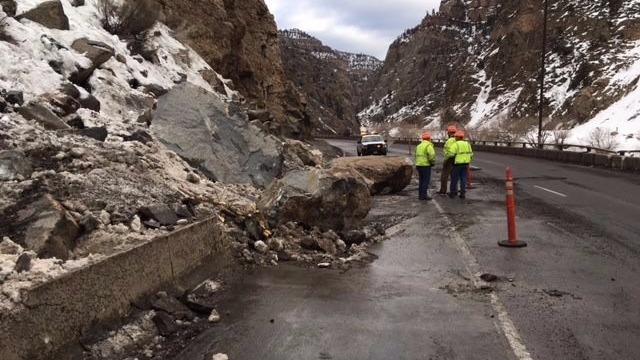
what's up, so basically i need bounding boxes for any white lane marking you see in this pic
[534,185,567,197]
[433,200,534,360]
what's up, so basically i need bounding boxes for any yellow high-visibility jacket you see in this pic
[443,137,457,158]
[415,140,436,166]
[453,140,473,164]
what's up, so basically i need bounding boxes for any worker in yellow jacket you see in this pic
[438,125,458,195]
[415,132,436,200]
[449,131,473,199]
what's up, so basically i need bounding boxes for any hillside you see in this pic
[358,0,640,150]
[278,29,382,135]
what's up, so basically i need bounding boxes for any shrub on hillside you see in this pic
[96,0,159,37]
[586,127,618,150]
[0,15,13,43]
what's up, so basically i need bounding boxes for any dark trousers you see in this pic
[450,164,469,197]
[417,166,432,199]
[439,157,454,193]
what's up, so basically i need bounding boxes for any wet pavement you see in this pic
[166,142,640,360]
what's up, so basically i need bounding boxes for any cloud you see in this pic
[265,0,441,59]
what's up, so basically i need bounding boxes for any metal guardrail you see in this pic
[317,135,640,157]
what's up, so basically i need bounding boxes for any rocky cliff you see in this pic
[278,29,382,135]
[359,0,640,147]
[158,0,311,138]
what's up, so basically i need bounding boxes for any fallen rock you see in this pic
[70,38,115,85]
[257,168,371,231]
[0,150,33,181]
[480,273,498,282]
[183,279,222,313]
[139,204,178,226]
[0,97,6,112]
[16,0,69,30]
[212,354,228,360]
[0,0,17,17]
[151,295,195,320]
[123,130,153,144]
[70,0,84,6]
[330,156,413,195]
[0,237,23,254]
[14,252,33,273]
[18,103,70,130]
[6,90,24,106]
[254,240,268,254]
[208,309,221,323]
[153,311,179,336]
[7,194,80,260]
[283,139,323,168]
[78,94,101,112]
[78,126,108,142]
[143,84,168,98]
[151,83,284,187]
[66,115,85,129]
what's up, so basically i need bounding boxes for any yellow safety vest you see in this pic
[443,137,457,158]
[415,140,436,166]
[453,140,473,164]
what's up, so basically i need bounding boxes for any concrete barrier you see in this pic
[593,154,610,167]
[0,217,232,360]
[610,155,623,170]
[622,157,640,172]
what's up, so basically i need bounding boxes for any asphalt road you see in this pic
[170,140,640,360]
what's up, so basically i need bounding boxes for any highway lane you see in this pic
[166,139,640,360]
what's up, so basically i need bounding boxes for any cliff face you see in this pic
[158,0,311,138]
[278,29,382,135]
[359,0,640,134]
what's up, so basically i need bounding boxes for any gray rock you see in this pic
[342,230,367,245]
[151,83,284,188]
[59,82,81,99]
[247,109,271,122]
[254,240,268,254]
[330,156,414,195]
[70,38,115,85]
[78,126,108,142]
[277,250,291,261]
[0,98,6,112]
[70,0,84,6]
[6,90,23,106]
[123,130,152,144]
[0,150,33,181]
[14,253,32,273]
[151,296,195,320]
[139,204,178,226]
[11,194,80,260]
[208,309,221,323]
[143,84,168,98]
[78,94,101,112]
[136,108,153,125]
[173,204,193,219]
[71,38,114,68]
[152,311,178,336]
[257,168,371,231]
[186,172,200,184]
[0,237,22,254]
[0,0,17,17]
[183,279,222,313]
[66,115,85,129]
[50,94,80,116]
[18,103,70,130]
[16,0,69,30]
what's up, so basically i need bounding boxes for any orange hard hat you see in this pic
[421,132,431,140]
[455,130,465,138]
[447,125,457,133]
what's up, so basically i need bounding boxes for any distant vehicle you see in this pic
[357,134,387,156]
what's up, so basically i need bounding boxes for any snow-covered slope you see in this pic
[0,0,248,311]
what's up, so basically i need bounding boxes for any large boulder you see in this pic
[16,0,69,30]
[0,150,32,181]
[18,103,70,130]
[4,194,80,260]
[151,83,284,188]
[330,156,413,195]
[257,168,371,231]
[70,38,115,86]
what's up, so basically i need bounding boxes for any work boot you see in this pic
[459,194,466,199]
[437,190,447,195]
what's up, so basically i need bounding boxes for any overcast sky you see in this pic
[264,0,441,60]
